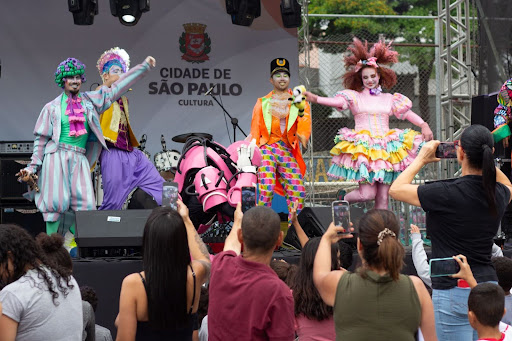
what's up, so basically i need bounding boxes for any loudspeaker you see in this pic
[229,0,261,26]
[283,206,364,250]
[0,155,32,202]
[0,205,45,237]
[280,0,301,28]
[75,209,152,257]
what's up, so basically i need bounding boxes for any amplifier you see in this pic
[0,204,45,237]
[0,155,32,202]
[0,141,33,154]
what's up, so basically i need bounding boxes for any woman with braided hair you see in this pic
[313,210,437,340]
[0,224,83,340]
[305,38,433,209]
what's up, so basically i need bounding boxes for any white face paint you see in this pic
[102,64,124,85]
[361,67,380,90]
[270,72,290,92]
[108,65,123,76]
[64,75,82,95]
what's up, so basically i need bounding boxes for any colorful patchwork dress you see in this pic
[493,78,512,142]
[324,88,424,184]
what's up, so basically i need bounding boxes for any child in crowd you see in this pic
[468,283,512,341]
[493,257,512,325]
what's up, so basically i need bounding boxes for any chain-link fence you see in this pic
[299,16,440,203]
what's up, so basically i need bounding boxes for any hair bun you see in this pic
[36,233,65,253]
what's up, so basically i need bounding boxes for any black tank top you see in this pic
[135,265,199,341]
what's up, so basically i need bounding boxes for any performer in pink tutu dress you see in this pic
[305,39,433,209]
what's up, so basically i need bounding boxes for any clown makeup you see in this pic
[64,75,82,95]
[108,65,123,76]
[361,67,380,90]
[270,72,290,92]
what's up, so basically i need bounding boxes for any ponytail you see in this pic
[482,144,497,215]
[377,232,405,281]
[460,125,497,215]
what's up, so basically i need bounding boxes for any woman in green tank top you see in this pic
[313,209,437,341]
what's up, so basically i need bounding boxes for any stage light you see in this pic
[280,0,301,28]
[68,0,98,25]
[225,0,261,27]
[109,0,150,26]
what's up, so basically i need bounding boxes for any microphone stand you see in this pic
[206,86,247,141]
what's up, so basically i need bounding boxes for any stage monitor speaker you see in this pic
[283,206,364,250]
[75,209,152,257]
[0,155,32,202]
[0,205,45,237]
[230,0,261,26]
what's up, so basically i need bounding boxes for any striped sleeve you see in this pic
[84,61,151,114]
[391,93,413,119]
[26,104,53,174]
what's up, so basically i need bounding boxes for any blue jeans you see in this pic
[432,287,479,341]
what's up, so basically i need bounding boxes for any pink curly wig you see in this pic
[342,38,398,91]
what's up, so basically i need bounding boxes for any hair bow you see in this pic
[354,57,379,72]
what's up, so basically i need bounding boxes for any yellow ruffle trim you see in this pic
[330,130,418,164]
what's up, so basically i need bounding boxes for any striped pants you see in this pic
[35,144,96,222]
[258,141,305,221]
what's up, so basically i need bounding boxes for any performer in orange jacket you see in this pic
[250,58,311,222]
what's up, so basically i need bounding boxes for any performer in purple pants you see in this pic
[97,47,164,210]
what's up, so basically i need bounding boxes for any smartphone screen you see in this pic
[429,257,460,277]
[162,181,179,210]
[241,186,256,213]
[435,142,457,159]
[332,200,350,233]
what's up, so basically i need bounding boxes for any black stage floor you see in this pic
[72,245,512,338]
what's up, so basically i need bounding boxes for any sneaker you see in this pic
[64,231,77,252]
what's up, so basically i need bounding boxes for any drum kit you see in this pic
[93,132,212,207]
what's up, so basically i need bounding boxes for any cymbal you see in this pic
[172,132,213,143]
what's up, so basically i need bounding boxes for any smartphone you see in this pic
[429,257,460,277]
[332,200,350,233]
[162,181,179,210]
[435,142,457,159]
[241,186,257,213]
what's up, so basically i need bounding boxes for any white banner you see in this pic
[0,0,299,156]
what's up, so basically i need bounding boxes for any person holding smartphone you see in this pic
[313,209,437,340]
[390,124,512,340]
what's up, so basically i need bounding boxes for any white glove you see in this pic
[236,139,257,173]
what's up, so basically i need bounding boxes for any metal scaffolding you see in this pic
[437,0,473,175]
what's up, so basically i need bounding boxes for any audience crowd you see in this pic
[2,124,512,341]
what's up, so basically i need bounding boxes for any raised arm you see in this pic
[223,203,243,255]
[389,140,441,207]
[85,57,154,114]
[410,224,431,288]
[304,91,350,111]
[177,200,211,283]
[313,222,351,306]
[290,200,309,248]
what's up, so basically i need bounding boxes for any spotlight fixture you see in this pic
[280,0,302,28]
[68,0,98,25]
[225,0,261,27]
[109,0,150,26]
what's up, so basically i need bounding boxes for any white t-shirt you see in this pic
[0,266,83,341]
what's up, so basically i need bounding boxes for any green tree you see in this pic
[307,0,437,119]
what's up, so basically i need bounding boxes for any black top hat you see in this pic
[270,58,290,76]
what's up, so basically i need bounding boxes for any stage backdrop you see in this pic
[0,0,298,156]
